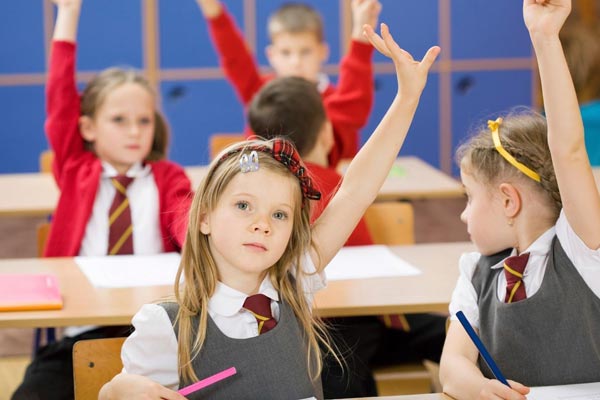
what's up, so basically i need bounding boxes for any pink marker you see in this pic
[178,367,237,396]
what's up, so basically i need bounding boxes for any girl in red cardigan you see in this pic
[11,1,192,399]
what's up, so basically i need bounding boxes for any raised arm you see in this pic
[526,0,600,248]
[323,0,381,164]
[310,23,439,270]
[195,0,265,104]
[46,0,84,185]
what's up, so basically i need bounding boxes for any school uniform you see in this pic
[121,254,326,399]
[43,41,191,257]
[449,210,600,385]
[10,41,193,400]
[205,6,375,167]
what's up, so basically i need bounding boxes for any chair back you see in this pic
[39,150,54,173]
[209,133,245,160]
[363,201,415,245]
[72,337,126,400]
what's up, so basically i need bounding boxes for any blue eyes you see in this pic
[273,211,287,220]
[236,201,249,211]
[235,202,288,220]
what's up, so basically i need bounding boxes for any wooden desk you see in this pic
[0,242,474,328]
[0,157,462,216]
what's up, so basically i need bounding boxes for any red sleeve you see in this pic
[45,40,85,186]
[324,40,375,165]
[308,164,373,246]
[207,7,267,105]
[157,162,194,250]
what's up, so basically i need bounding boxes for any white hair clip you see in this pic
[240,150,259,173]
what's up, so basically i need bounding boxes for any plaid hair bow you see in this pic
[218,139,322,201]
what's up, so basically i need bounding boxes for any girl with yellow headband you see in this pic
[439,0,600,399]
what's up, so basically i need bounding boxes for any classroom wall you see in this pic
[0,0,534,176]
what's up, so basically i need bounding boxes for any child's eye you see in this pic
[112,116,125,123]
[273,211,288,220]
[139,117,152,125]
[236,201,249,211]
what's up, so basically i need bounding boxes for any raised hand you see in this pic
[523,0,571,37]
[51,0,82,41]
[351,0,382,42]
[363,23,440,99]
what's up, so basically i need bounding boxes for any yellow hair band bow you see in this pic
[489,117,541,182]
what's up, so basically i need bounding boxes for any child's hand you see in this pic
[195,0,222,19]
[50,0,81,7]
[523,0,571,38]
[351,0,382,42]
[363,23,440,101]
[478,378,530,400]
[101,373,187,400]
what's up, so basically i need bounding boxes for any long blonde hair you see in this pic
[174,139,333,383]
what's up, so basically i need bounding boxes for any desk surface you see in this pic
[356,395,452,400]
[0,157,462,217]
[0,242,474,328]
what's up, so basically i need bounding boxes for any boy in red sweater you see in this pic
[195,0,381,167]
[248,76,447,398]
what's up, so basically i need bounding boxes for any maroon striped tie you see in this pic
[243,294,277,334]
[108,176,134,255]
[504,253,529,303]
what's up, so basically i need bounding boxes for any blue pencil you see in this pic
[455,311,510,387]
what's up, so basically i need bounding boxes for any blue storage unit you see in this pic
[0,0,534,174]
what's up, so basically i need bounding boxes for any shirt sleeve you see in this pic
[448,251,482,329]
[555,210,600,298]
[296,252,327,307]
[121,304,180,390]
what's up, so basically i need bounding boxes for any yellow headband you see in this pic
[489,117,541,183]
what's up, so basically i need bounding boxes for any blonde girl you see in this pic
[439,0,600,399]
[12,1,192,399]
[99,23,440,400]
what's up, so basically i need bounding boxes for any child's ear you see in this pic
[318,42,330,64]
[317,120,334,153]
[498,182,522,218]
[265,44,275,65]
[199,212,211,235]
[79,115,96,142]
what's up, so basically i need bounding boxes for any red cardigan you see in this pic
[207,7,375,167]
[44,41,192,257]
[305,162,373,246]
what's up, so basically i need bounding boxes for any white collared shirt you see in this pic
[449,210,600,329]
[79,161,163,257]
[68,162,163,337]
[121,253,326,389]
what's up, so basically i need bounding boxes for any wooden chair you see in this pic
[39,149,54,173]
[363,201,415,246]
[72,337,126,400]
[209,133,245,160]
[362,201,435,395]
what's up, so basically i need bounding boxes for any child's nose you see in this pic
[251,215,271,234]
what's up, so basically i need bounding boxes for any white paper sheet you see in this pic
[325,245,421,281]
[528,381,600,400]
[75,253,182,288]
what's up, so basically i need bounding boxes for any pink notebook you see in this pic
[0,274,63,311]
